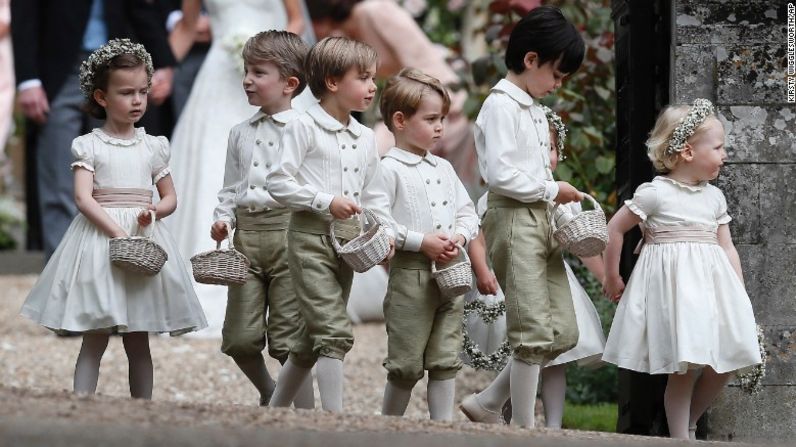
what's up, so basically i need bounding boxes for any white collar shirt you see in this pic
[474,78,559,203]
[377,147,478,252]
[213,109,298,226]
[266,103,394,232]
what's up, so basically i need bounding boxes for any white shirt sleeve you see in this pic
[266,120,334,213]
[213,128,240,226]
[18,79,43,91]
[360,145,396,240]
[480,101,559,203]
[452,172,479,248]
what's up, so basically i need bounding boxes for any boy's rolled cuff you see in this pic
[311,192,335,213]
[402,230,425,252]
[543,180,560,203]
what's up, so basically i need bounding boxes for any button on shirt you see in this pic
[266,103,394,231]
[213,109,298,226]
[474,78,558,203]
[376,148,478,252]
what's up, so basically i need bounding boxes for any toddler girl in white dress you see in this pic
[601,99,761,440]
[20,40,207,399]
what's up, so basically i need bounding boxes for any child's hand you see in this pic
[420,232,454,261]
[379,238,396,266]
[210,221,230,242]
[554,181,584,204]
[329,196,362,220]
[476,271,499,295]
[437,234,465,263]
[602,274,625,302]
[137,205,157,227]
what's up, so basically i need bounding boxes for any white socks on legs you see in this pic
[292,370,316,409]
[233,354,276,405]
[73,333,110,395]
[316,356,344,412]
[541,364,566,428]
[269,358,311,407]
[382,381,412,416]
[510,358,541,428]
[427,378,456,421]
[688,367,730,439]
[121,332,153,399]
[664,371,698,439]
[478,361,512,412]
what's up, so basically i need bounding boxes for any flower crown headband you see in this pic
[667,98,715,155]
[539,104,567,161]
[79,38,154,99]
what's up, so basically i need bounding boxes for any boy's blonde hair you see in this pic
[646,104,718,173]
[379,68,451,132]
[306,36,378,98]
[242,30,309,98]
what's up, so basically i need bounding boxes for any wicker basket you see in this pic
[330,208,391,273]
[552,194,608,258]
[432,243,473,298]
[190,226,250,286]
[109,210,168,275]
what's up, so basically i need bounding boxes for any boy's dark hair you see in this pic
[83,53,147,119]
[242,30,309,98]
[505,6,585,75]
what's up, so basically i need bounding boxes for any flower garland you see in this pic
[461,300,511,371]
[667,98,715,155]
[737,325,767,394]
[539,104,567,161]
[79,38,154,98]
[222,33,250,75]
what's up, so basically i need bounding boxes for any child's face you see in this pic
[243,60,290,109]
[333,63,377,112]
[683,117,727,181]
[548,127,559,171]
[95,66,148,124]
[519,54,567,99]
[396,92,446,153]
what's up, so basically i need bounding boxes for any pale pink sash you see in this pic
[634,225,718,254]
[92,188,152,208]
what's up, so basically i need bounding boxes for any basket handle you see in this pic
[329,208,380,252]
[137,210,157,239]
[431,242,470,274]
[550,193,601,231]
[216,222,235,251]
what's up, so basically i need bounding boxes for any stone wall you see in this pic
[673,1,795,442]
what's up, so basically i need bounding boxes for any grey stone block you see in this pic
[718,106,796,163]
[716,45,789,104]
[673,45,716,103]
[707,385,796,442]
[676,2,787,44]
[735,243,796,325]
[717,164,760,244]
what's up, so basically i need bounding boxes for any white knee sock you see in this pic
[427,378,456,421]
[689,368,730,434]
[233,354,276,404]
[510,358,541,428]
[477,361,511,411]
[316,356,344,412]
[122,333,153,399]
[74,334,110,395]
[664,371,698,439]
[292,369,316,409]
[382,381,412,416]
[269,358,311,407]
[541,365,566,428]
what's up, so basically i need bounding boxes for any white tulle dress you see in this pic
[602,176,761,374]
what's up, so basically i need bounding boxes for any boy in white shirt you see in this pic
[266,37,394,412]
[375,68,478,421]
[459,6,586,428]
[209,31,314,408]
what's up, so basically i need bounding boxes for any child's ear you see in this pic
[523,52,539,71]
[681,143,695,161]
[324,75,339,93]
[93,89,107,108]
[284,76,300,96]
[391,111,406,131]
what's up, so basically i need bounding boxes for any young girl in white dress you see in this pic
[461,110,606,428]
[20,39,207,399]
[601,99,761,440]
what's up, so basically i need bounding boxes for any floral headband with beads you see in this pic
[539,104,567,161]
[667,98,715,155]
[78,38,154,99]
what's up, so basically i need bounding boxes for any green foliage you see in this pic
[562,403,618,432]
[0,196,23,250]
